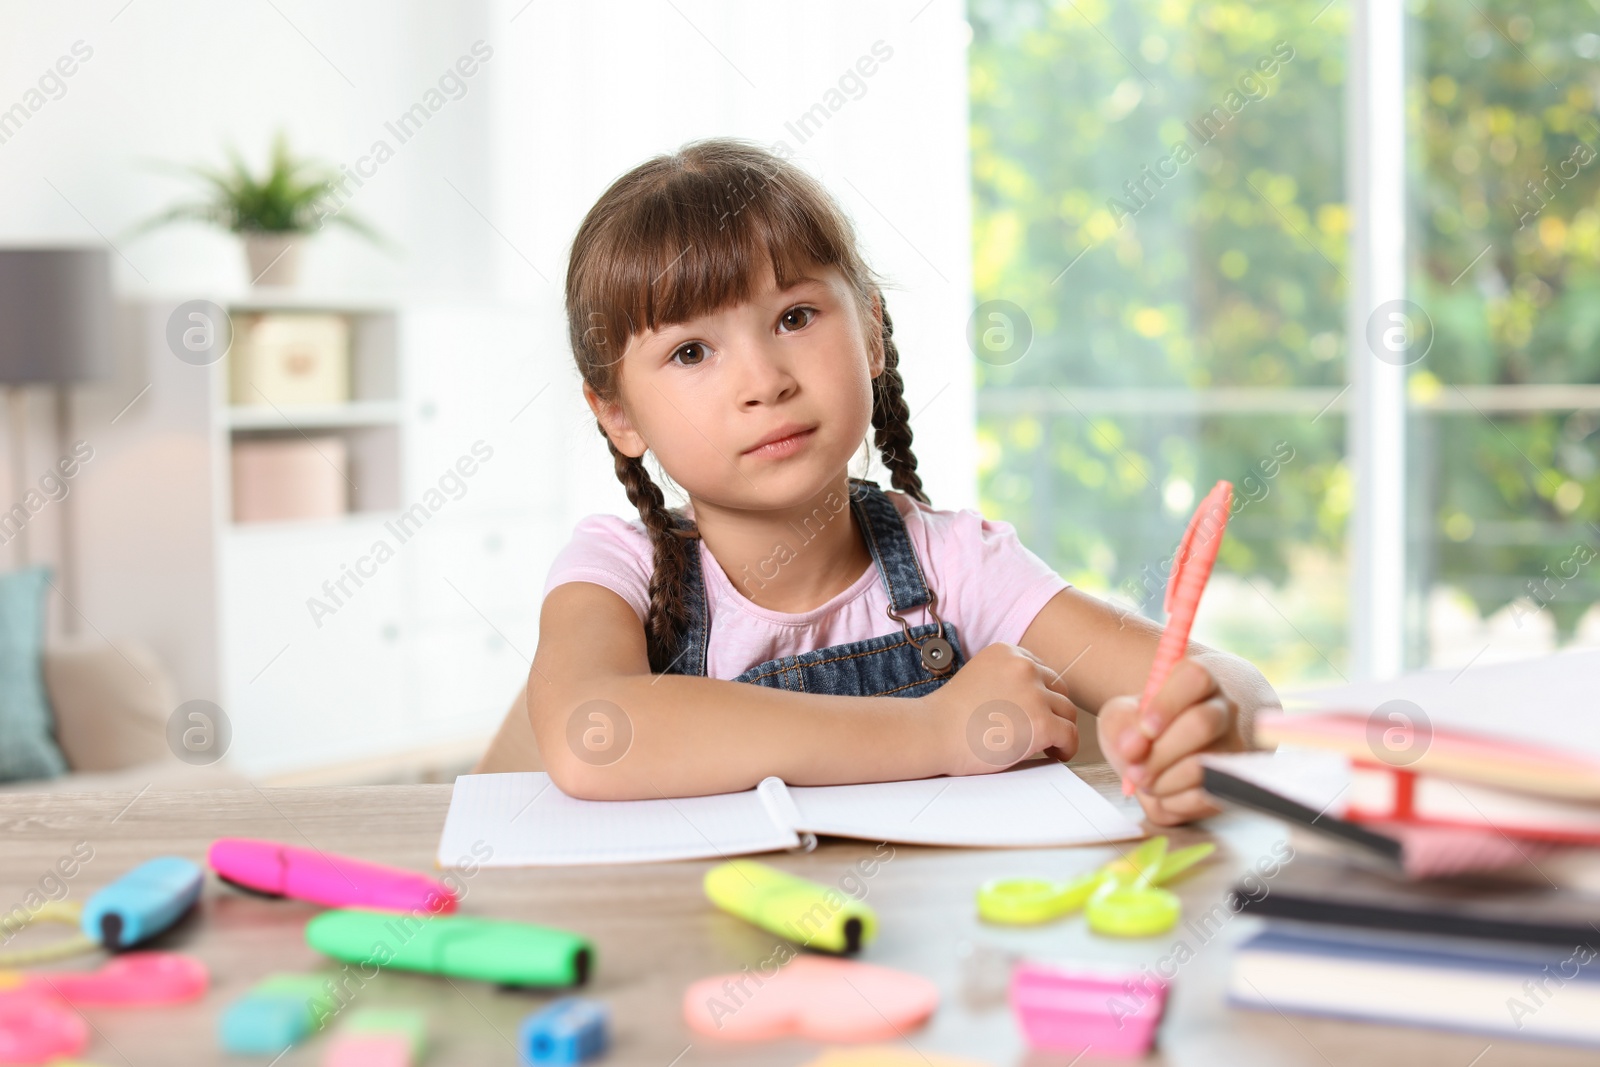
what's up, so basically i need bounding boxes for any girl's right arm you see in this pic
[527,580,1078,800]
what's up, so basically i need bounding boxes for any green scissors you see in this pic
[976,837,1215,937]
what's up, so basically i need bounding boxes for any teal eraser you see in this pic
[218,973,336,1054]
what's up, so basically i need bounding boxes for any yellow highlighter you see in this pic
[704,859,877,955]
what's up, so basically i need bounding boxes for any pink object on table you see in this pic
[1254,709,1600,802]
[682,956,939,1042]
[11,952,207,1006]
[0,993,88,1064]
[1010,960,1168,1059]
[323,1034,413,1067]
[208,838,458,914]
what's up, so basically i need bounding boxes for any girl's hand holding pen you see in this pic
[1097,657,1246,826]
[924,643,1080,777]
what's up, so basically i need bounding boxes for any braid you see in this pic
[603,431,700,672]
[869,294,929,504]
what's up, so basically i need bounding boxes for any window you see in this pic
[970,0,1600,687]
[969,0,1351,688]
[1410,0,1600,669]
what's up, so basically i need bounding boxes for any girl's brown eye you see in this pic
[672,342,708,366]
[780,306,817,331]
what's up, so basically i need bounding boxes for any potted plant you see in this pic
[131,131,387,287]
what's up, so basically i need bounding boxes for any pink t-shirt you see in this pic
[541,490,1072,680]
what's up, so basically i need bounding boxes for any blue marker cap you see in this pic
[81,856,203,950]
[519,996,608,1065]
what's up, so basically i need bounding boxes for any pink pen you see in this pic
[208,838,458,914]
[1128,480,1233,796]
[5,952,208,1007]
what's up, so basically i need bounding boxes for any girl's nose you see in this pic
[737,342,799,406]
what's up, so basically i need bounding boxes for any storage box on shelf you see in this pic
[223,302,401,525]
[71,295,564,781]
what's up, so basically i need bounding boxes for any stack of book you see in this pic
[1201,648,1600,1047]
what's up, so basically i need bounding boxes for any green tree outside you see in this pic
[969,0,1600,685]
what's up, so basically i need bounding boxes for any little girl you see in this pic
[528,137,1280,826]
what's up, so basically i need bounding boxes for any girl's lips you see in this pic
[743,427,817,460]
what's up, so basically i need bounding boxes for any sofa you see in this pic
[0,637,251,794]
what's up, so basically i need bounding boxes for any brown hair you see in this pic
[565,137,926,672]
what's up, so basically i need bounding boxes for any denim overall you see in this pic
[655,477,966,697]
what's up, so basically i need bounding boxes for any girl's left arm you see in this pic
[1016,586,1281,825]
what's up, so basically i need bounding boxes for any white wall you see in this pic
[2,0,976,509]
[0,1,976,764]
[487,0,978,521]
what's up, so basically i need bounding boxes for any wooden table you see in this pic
[0,765,1587,1066]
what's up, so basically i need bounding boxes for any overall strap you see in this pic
[847,477,933,614]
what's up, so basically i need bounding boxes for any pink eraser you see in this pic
[208,838,457,914]
[1010,960,1168,1058]
[323,1033,414,1067]
[683,956,938,1042]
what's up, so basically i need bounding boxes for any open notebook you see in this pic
[436,760,1143,867]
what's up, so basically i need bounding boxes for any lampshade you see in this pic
[0,248,113,384]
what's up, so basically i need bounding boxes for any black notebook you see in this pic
[1230,852,1600,947]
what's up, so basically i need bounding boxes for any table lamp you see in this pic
[0,248,113,572]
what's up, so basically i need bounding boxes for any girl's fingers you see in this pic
[1142,753,1206,798]
[1138,658,1221,739]
[1037,718,1079,761]
[1127,697,1231,788]
[1033,690,1079,759]
[1096,695,1148,769]
[1136,785,1221,826]
[1031,654,1071,699]
[1044,687,1078,725]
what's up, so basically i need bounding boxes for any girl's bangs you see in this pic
[577,159,862,360]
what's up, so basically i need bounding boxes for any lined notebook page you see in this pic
[437,772,799,867]
[786,761,1143,847]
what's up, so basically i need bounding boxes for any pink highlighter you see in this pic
[207,838,458,914]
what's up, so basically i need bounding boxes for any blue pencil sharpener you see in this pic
[520,996,609,1064]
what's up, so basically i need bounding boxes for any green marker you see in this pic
[305,909,592,987]
[704,859,877,955]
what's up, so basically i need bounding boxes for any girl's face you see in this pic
[592,263,883,511]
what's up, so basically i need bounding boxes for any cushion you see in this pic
[43,638,175,773]
[0,567,67,782]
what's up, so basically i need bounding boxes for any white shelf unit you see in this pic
[222,304,402,523]
[73,296,564,779]
[224,400,403,431]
